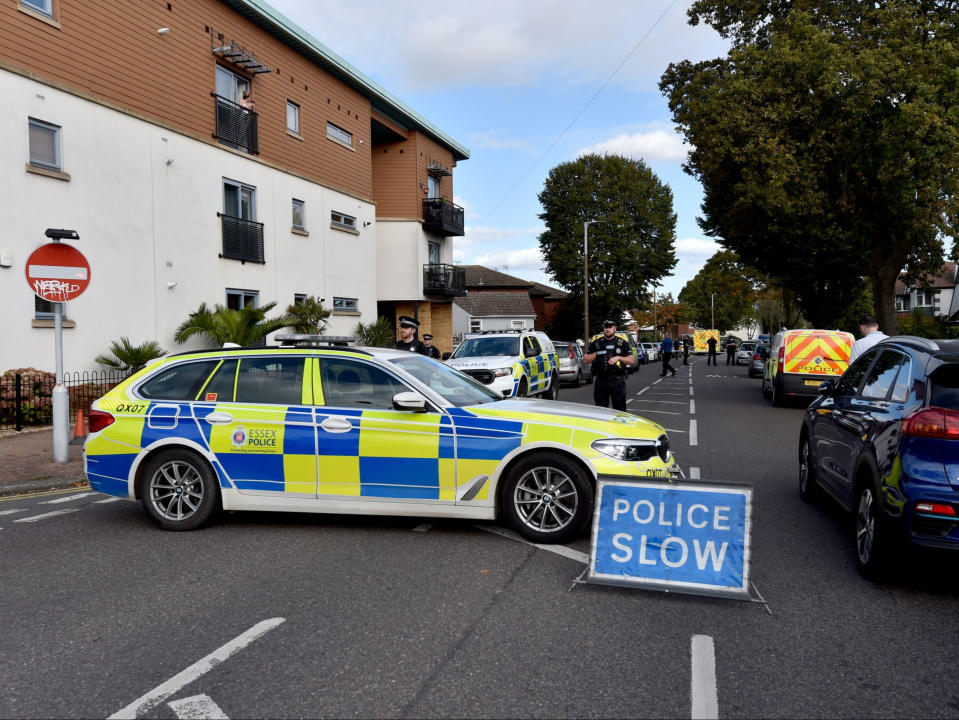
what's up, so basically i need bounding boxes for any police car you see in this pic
[445,330,560,399]
[83,336,676,543]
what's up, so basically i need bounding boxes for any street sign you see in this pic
[588,477,753,600]
[25,242,90,302]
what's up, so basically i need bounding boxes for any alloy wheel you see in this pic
[512,465,579,534]
[149,460,205,522]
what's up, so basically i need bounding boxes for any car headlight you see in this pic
[591,435,670,462]
[492,367,513,377]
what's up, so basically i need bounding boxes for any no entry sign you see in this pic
[25,242,90,302]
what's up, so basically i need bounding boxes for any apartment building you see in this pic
[0,0,468,371]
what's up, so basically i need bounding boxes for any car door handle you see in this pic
[204,412,234,425]
[320,417,354,434]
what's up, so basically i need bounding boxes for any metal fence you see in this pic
[0,369,128,432]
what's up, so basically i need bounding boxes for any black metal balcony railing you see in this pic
[219,213,265,264]
[423,263,466,296]
[422,198,465,236]
[212,93,259,154]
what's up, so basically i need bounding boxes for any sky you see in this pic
[267,0,732,299]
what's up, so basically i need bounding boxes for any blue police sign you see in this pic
[588,478,753,599]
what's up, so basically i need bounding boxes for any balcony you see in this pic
[219,213,265,264]
[423,264,466,296]
[212,94,259,154]
[422,198,465,237]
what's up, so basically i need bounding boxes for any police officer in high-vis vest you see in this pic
[584,319,634,411]
[395,316,428,355]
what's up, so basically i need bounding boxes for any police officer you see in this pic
[422,333,442,359]
[395,316,428,355]
[584,320,633,411]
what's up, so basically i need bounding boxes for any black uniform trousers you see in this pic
[660,351,676,376]
[593,373,627,411]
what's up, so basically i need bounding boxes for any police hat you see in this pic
[398,315,420,329]
[422,334,433,340]
[603,319,617,327]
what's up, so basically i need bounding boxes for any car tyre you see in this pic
[575,370,583,387]
[516,377,529,398]
[140,448,219,531]
[546,374,560,400]
[500,452,593,544]
[854,473,892,579]
[798,434,820,502]
[771,379,782,406]
[762,377,772,399]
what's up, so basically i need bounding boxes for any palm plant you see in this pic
[285,295,331,334]
[95,337,167,374]
[174,302,294,347]
[354,317,395,348]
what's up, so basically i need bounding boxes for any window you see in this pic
[215,65,249,104]
[470,319,482,333]
[523,336,542,358]
[511,320,526,329]
[320,358,409,409]
[21,0,53,16]
[861,350,909,400]
[199,360,238,402]
[138,361,221,401]
[235,357,307,405]
[223,179,256,220]
[34,295,55,320]
[293,293,307,306]
[331,211,356,231]
[29,118,60,170]
[895,296,909,312]
[333,297,358,312]
[835,348,881,396]
[292,199,305,230]
[286,101,300,133]
[327,122,352,146]
[226,288,258,310]
[917,290,937,307]
[428,241,441,266]
[427,174,440,198]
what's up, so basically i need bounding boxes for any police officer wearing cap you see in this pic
[422,333,442,359]
[395,315,428,355]
[584,319,633,411]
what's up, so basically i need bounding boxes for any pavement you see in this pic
[0,426,88,497]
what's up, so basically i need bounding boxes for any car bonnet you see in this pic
[466,398,667,438]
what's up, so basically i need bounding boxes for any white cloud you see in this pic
[578,129,689,164]
[675,237,721,256]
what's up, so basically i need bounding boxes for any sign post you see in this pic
[587,477,753,600]
[25,230,88,463]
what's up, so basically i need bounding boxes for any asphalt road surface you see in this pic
[2,356,958,719]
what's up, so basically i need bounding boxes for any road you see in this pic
[2,357,958,719]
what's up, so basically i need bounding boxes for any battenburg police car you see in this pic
[445,330,559,399]
[84,337,676,543]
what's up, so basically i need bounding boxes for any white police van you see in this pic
[445,330,559,399]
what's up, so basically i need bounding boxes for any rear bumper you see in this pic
[776,373,838,397]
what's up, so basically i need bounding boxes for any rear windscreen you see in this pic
[929,365,959,409]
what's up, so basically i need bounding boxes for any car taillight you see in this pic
[569,345,576,360]
[777,345,785,373]
[901,406,959,439]
[88,409,115,433]
[752,353,760,361]
[915,502,957,517]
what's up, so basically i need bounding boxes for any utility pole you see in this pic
[711,293,715,331]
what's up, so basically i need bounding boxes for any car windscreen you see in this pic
[389,356,502,407]
[451,337,520,358]
[929,365,959,409]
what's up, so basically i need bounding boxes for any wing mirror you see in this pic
[441,352,451,360]
[392,391,427,412]
[818,379,836,395]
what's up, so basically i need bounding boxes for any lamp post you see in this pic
[711,292,715,331]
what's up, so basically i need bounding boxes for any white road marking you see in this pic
[412,523,432,532]
[689,386,694,396]
[637,409,681,416]
[644,391,688,396]
[661,428,687,434]
[108,617,286,719]
[653,379,662,385]
[690,400,696,414]
[689,466,701,480]
[42,492,94,504]
[168,694,229,720]
[636,386,649,396]
[14,508,79,523]
[476,524,589,565]
[691,634,719,719]
[0,509,26,516]
[689,419,698,446]
[95,497,122,504]
[633,399,686,405]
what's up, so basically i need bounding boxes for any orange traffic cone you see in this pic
[70,409,87,445]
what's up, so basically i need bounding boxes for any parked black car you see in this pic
[799,336,959,578]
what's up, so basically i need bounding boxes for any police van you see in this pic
[762,328,854,405]
[445,330,559,399]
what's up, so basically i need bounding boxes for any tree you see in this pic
[660,0,959,334]
[285,295,330,334]
[95,337,166,374]
[174,302,293,347]
[631,292,686,339]
[538,154,678,337]
[679,250,758,331]
[354,317,395,348]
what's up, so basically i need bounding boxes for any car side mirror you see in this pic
[392,391,427,412]
[818,380,835,395]
[441,352,451,360]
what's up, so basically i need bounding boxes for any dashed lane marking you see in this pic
[42,492,95,504]
[0,509,26,517]
[689,419,698,446]
[168,694,229,720]
[690,400,696,414]
[691,635,719,719]
[636,387,649,396]
[108,618,286,719]
[476,524,589,565]
[638,410,681,416]
[653,379,663,385]
[13,508,80,523]
[95,497,122,504]
[689,387,694,396]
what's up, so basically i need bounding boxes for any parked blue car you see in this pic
[799,336,959,578]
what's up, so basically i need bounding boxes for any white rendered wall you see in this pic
[375,220,452,301]
[0,71,376,372]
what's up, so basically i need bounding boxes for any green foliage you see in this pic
[537,154,678,336]
[896,309,959,339]
[679,251,758,331]
[174,302,294,347]
[285,295,331,334]
[95,337,166,374]
[354,317,395,348]
[661,1,959,333]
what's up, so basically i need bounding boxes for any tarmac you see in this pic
[0,426,89,497]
